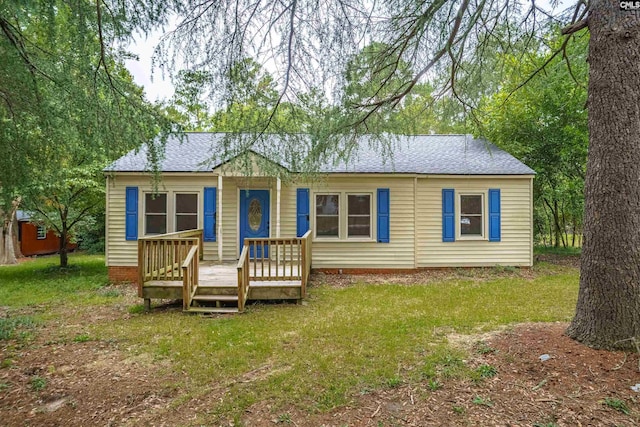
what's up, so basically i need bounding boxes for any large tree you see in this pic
[476,31,588,248]
[153,0,638,350]
[0,1,173,266]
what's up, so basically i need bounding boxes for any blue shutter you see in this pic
[442,189,455,242]
[125,187,138,241]
[296,188,310,237]
[488,189,501,242]
[377,188,390,243]
[204,187,217,242]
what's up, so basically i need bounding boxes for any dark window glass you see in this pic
[348,194,370,237]
[176,215,197,232]
[176,193,198,231]
[316,216,339,237]
[146,214,167,234]
[176,194,197,213]
[145,193,167,234]
[146,194,167,213]
[460,195,483,236]
[316,195,339,237]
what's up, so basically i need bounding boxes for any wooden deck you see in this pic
[144,263,302,300]
[138,230,312,313]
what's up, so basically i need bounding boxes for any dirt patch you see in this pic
[0,341,179,427]
[0,285,181,427]
[241,323,639,426]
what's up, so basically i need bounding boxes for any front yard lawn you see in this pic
[2,253,637,426]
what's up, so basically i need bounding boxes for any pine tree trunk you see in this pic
[567,1,640,349]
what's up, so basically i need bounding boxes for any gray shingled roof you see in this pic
[104,133,535,175]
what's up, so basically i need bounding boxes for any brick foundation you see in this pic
[312,266,531,275]
[108,266,139,284]
[312,268,420,275]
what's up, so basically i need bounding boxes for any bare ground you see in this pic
[2,254,639,426]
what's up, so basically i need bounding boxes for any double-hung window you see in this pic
[315,194,339,237]
[175,193,198,231]
[36,225,47,240]
[314,193,373,239]
[347,194,371,238]
[145,193,167,235]
[460,194,483,237]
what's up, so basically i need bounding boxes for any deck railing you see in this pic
[182,245,200,311]
[243,230,312,297]
[137,229,203,297]
[236,246,250,312]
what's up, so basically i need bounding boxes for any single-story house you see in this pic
[104,133,534,312]
[16,211,77,257]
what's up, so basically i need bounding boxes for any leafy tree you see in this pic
[165,70,214,131]
[476,31,588,248]
[0,1,173,266]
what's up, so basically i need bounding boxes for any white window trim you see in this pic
[312,191,377,242]
[174,192,199,232]
[36,225,47,240]
[346,192,373,240]
[457,192,486,240]
[143,192,168,236]
[314,192,341,240]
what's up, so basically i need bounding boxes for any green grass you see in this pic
[603,397,631,415]
[29,376,47,391]
[0,254,109,307]
[534,245,581,255]
[95,263,578,421]
[0,254,580,423]
[0,316,38,343]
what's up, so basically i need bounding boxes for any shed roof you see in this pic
[105,132,535,175]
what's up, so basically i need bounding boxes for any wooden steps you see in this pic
[192,294,238,303]
[186,306,239,314]
[185,291,240,314]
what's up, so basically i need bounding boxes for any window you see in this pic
[460,194,483,236]
[347,194,371,238]
[145,193,167,234]
[175,193,198,231]
[315,194,339,237]
[36,225,47,240]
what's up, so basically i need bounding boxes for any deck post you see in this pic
[144,298,151,311]
[137,239,144,297]
[301,236,306,298]
[276,177,281,238]
[217,175,223,262]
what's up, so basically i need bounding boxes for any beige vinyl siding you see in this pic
[416,177,533,267]
[106,174,219,266]
[107,172,533,269]
[290,176,416,269]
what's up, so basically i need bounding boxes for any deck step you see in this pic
[192,294,239,302]
[185,306,239,314]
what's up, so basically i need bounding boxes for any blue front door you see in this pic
[239,190,270,257]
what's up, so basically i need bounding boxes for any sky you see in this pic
[125,0,571,103]
[125,29,174,102]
